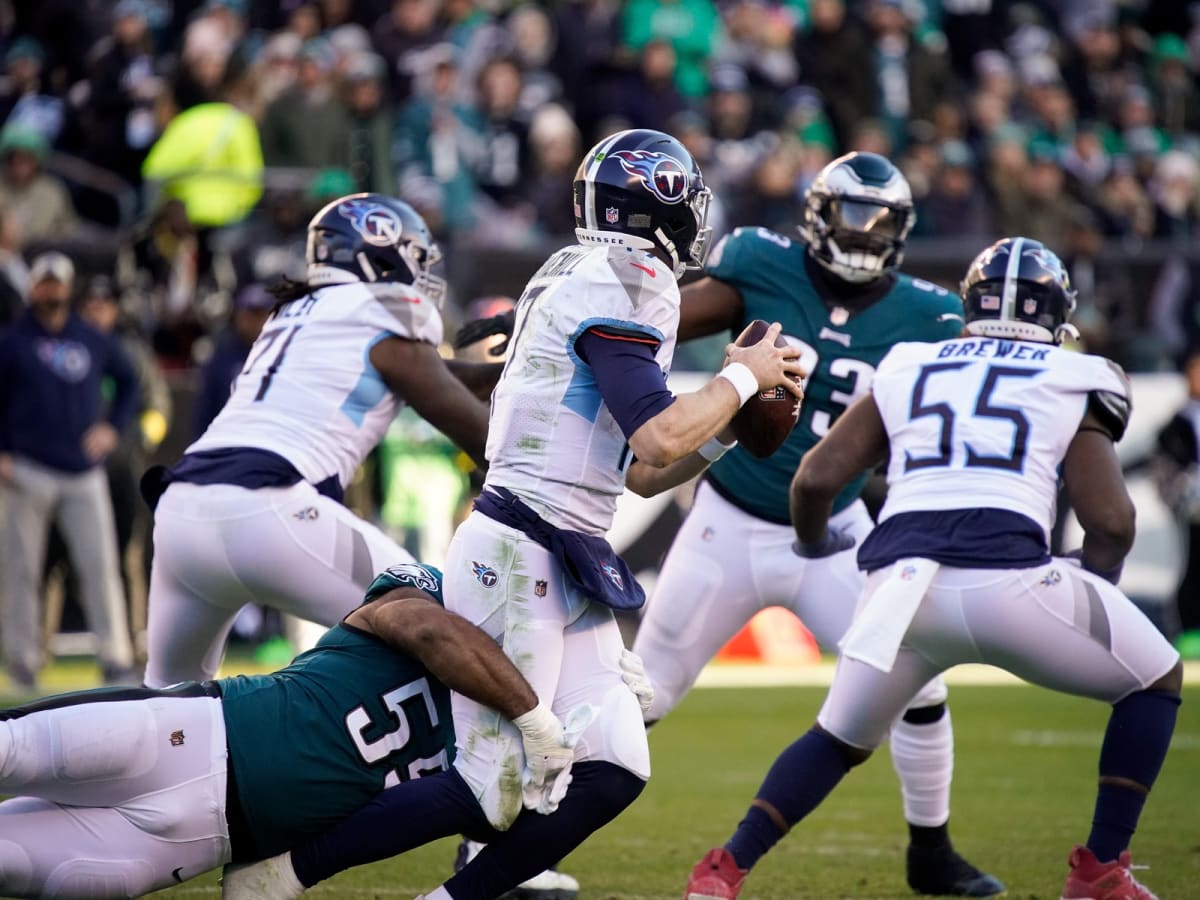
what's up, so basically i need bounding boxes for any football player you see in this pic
[232,128,807,900]
[630,151,999,895]
[685,237,1182,900]
[0,562,644,899]
[141,193,498,690]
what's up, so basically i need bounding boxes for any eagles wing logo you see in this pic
[384,563,439,594]
[338,199,403,247]
[612,150,689,205]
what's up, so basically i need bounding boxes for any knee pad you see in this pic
[0,839,33,897]
[49,703,158,784]
[573,686,651,781]
[908,676,948,710]
[45,857,157,899]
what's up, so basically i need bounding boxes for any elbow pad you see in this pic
[1087,389,1131,442]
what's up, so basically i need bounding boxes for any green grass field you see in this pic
[102,678,1198,899]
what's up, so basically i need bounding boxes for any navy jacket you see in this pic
[0,309,139,472]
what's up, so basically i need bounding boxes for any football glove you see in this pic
[514,702,594,815]
[792,527,856,559]
[619,648,654,716]
[453,309,516,356]
[1062,548,1123,585]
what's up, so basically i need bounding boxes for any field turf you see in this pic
[85,675,1194,899]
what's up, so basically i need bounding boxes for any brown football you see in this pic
[729,319,802,458]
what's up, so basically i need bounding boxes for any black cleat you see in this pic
[907,843,1006,897]
[453,838,580,900]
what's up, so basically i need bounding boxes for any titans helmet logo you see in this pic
[338,199,403,247]
[613,150,689,205]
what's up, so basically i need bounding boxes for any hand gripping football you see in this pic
[729,319,802,458]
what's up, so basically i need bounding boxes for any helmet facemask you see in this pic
[806,193,914,283]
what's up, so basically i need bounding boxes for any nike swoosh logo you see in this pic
[629,262,657,278]
[172,867,184,883]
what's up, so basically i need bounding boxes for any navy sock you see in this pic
[1086,689,1180,863]
[444,762,645,900]
[725,728,851,871]
[291,768,495,887]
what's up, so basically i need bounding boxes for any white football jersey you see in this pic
[485,244,680,535]
[871,337,1129,538]
[189,281,443,490]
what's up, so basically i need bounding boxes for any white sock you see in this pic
[889,708,953,827]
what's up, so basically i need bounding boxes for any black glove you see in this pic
[453,310,517,356]
[792,528,856,559]
[1062,548,1123,585]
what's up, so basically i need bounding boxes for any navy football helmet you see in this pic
[960,237,1077,344]
[573,129,712,278]
[803,151,916,283]
[306,193,446,304]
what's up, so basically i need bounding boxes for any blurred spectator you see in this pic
[611,39,687,131]
[714,0,797,93]
[0,37,63,143]
[80,0,163,186]
[995,143,1075,248]
[141,95,263,231]
[242,31,301,121]
[622,0,721,99]
[344,52,396,195]
[707,64,755,141]
[1059,7,1128,124]
[1095,161,1155,239]
[549,0,623,142]
[1151,150,1200,240]
[0,252,137,689]
[506,4,562,114]
[1152,349,1200,659]
[260,38,349,168]
[917,140,991,239]
[77,274,171,617]
[0,125,78,243]
[865,0,957,152]
[192,282,274,438]
[526,103,581,236]
[792,0,872,150]
[371,0,445,102]
[0,207,28,328]
[1060,120,1112,200]
[1150,32,1200,137]
[473,56,532,211]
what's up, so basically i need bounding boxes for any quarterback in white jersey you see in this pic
[685,238,1182,900]
[142,194,493,689]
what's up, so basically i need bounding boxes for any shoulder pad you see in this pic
[1086,389,1131,442]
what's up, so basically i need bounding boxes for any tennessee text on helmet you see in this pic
[803,151,916,283]
[959,236,1078,344]
[572,128,712,278]
[306,192,447,305]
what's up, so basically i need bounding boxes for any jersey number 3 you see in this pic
[345,677,449,788]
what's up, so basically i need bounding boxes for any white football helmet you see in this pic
[803,151,916,283]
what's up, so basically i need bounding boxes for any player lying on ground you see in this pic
[0,563,653,899]
[684,237,1183,900]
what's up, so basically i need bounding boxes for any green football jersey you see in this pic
[219,563,454,860]
[705,226,964,522]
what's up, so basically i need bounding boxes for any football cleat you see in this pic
[907,843,1005,897]
[684,847,747,900]
[453,838,580,900]
[1061,845,1159,900]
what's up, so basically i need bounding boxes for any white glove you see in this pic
[513,702,594,815]
[221,852,305,900]
[619,648,654,716]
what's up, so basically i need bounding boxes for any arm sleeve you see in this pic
[104,337,140,435]
[576,328,675,439]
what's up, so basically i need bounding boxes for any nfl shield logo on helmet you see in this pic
[980,294,1000,310]
[606,207,620,224]
[1023,298,1039,315]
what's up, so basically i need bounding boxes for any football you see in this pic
[729,319,802,458]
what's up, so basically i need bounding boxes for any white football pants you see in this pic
[818,562,1181,749]
[443,511,650,830]
[145,481,415,687]
[0,695,229,898]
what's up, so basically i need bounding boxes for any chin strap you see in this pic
[1054,322,1081,345]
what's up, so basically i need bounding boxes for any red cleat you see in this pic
[685,848,748,900]
[1061,845,1159,900]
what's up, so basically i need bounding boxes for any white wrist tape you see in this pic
[698,435,737,462]
[717,362,759,407]
[513,701,559,742]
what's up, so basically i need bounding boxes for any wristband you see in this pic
[513,701,559,741]
[716,362,758,407]
[698,435,737,463]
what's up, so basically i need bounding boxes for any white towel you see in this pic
[838,557,939,673]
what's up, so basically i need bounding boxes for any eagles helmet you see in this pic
[803,151,916,283]
[573,129,712,278]
[960,237,1077,344]
[306,193,446,304]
